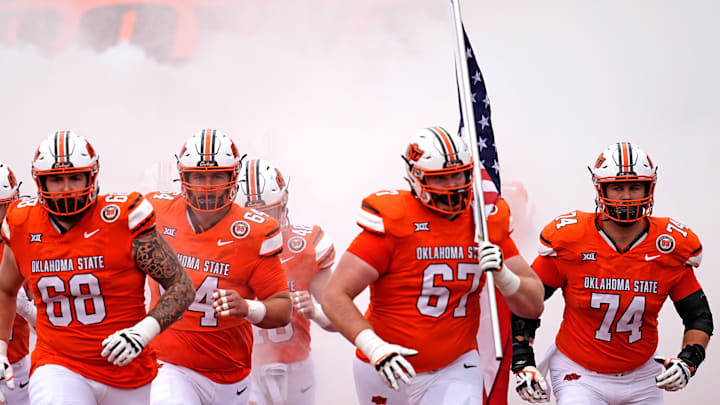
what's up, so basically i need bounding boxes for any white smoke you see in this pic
[1,1,717,404]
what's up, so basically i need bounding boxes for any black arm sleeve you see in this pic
[673,289,713,336]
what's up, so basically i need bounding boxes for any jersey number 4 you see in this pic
[591,292,645,344]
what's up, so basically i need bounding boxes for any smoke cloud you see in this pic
[1,1,716,404]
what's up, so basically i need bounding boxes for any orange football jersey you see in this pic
[533,211,703,374]
[253,223,335,364]
[1,193,158,388]
[348,190,518,372]
[146,192,288,384]
[0,243,30,364]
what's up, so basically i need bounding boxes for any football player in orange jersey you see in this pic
[146,130,292,405]
[511,142,713,404]
[238,158,336,405]
[322,127,544,405]
[0,160,35,405]
[0,130,195,405]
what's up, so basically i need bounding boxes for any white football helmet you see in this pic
[238,158,288,225]
[0,160,20,209]
[177,129,242,212]
[590,141,657,222]
[403,127,473,214]
[32,130,99,216]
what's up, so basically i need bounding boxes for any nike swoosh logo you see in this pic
[645,254,661,261]
[217,240,234,246]
[280,256,295,264]
[463,363,477,368]
[236,386,248,396]
[84,229,100,238]
[300,385,312,393]
[19,381,28,388]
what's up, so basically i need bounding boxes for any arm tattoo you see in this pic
[132,230,195,331]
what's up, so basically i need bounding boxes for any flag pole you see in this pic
[449,0,503,360]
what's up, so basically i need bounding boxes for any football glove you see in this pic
[655,344,705,392]
[655,357,691,391]
[478,241,503,272]
[0,341,14,405]
[101,317,160,366]
[354,329,418,391]
[515,366,549,403]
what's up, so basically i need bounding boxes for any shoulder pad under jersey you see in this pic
[537,210,594,257]
[286,224,335,269]
[650,216,703,268]
[487,198,513,242]
[145,191,183,209]
[233,206,283,257]
[356,190,413,235]
[98,192,155,234]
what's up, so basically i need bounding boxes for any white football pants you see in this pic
[549,347,664,405]
[150,361,251,405]
[353,350,484,405]
[29,363,150,405]
[248,357,315,405]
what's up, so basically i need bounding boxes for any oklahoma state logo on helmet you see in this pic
[406,143,424,162]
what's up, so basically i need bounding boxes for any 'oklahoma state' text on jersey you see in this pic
[0,242,29,364]
[253,223,335,364]
[533,211,703,374]
[348,190,518,372]
[147,192,288,384]
[1,193,157,388]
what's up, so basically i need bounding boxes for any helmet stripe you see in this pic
[56,130,67,164]
[428,127,458,164]
[247,159,259,201]
[203,129,213,162]
[619,142,632,173]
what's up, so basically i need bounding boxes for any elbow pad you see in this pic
[674,289,713,336]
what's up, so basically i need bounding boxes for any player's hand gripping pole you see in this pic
[449,0,503,359]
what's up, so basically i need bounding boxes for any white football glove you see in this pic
[15,288,36,329]
[655,356,692,391]
[101,317,160,367]
[354,329,418,391]
[478,241,503,272]
[0,341,15,405]
[515,366,549,403]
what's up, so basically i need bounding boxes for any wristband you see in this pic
[354,329,386,364]
[136,316,162,341]
[678,344,705,375]
[311,302,332,329]
[0,340,7,357]
[494,266,521,296]
[245,300,267,324]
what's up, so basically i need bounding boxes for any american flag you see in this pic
[457,27,501,212]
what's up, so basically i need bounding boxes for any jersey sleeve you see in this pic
[669,269,702,302]
[1,217,8,244]
[313,227,335,271]
[259,224,283,257]
[488,198,520,259]
[530,218,569,288]
[346,230,392,276]
[126,193,156,236]
[248,255,288,300]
